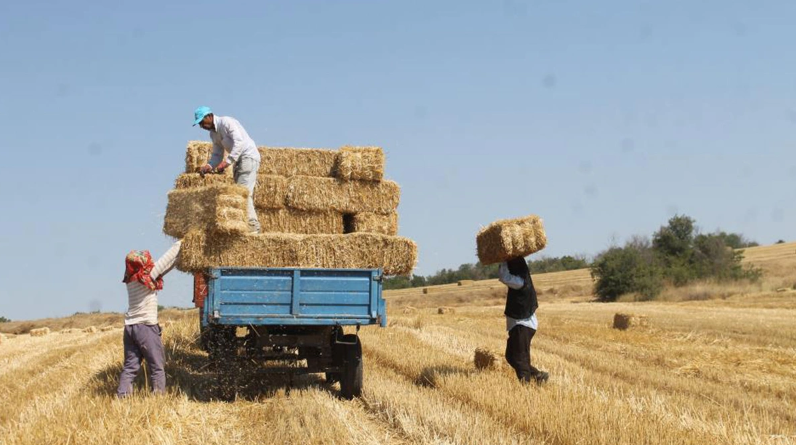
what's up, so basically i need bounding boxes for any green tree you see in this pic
[590,236,663,302]
[0,316,10,323]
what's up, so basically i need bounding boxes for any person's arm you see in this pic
[150,241,182,280]
[223,119,248,165]
[207,135,224,169]
[498,262,525,290]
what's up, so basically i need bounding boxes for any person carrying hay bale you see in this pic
[498,257,549,385]
[117,241,181,398]
[193,106,261,233]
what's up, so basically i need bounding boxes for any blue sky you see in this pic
[1,0,794,320]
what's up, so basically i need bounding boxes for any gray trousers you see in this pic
[117,324,166,397]
[234,157,261,232]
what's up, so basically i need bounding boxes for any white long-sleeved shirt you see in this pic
[125,241,181,326]
[498,262,538,331]
[207,116,261,166]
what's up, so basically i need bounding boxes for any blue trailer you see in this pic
[194,267,386,399]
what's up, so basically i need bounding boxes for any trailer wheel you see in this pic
[325,372,341,384]
[339,334,363,399]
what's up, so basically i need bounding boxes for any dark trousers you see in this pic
[117,324,166,397]
[505,325,540,382]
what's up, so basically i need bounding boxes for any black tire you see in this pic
[339,334,363,399]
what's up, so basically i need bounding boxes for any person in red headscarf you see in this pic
[117,241,181,398]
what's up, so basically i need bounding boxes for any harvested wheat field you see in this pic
[1,244,795,445]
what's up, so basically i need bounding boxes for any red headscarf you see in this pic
[123,250,163,291]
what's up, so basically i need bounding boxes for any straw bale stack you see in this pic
[613,313,649,330]
[349,212,398,235]
[474,348,502,370]
[178,230,417,276]
[476,215,547,265]
[257,209,344,234]
[30,327,50,337]
[285,177,400,214]
[260,147,338,177]
[335,146,385,181]
[164,184,249,238]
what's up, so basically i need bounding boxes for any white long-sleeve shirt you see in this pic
[208,116,261,166]
[498,262,538,331]
[125,241,181,326]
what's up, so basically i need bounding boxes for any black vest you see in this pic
[504,273,538,320]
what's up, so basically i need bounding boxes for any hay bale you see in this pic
[613,313,649,330]
[351,212,398,235]
[476,215,547,265]
[178,230,418,276]
[776,287,789,293]
[474,348,502,370]
[185,141,213,173]
[30,327,50,337]
[100,326,116,332]
[60,328,78,334]
[285,177,401,214]
[174,172,234,189]
[83,326,98,334]
[260,147,338,177]
[163,184,250,238]
[335,146,385,181]
[422,287,434,295]
[458,280,474,286]
[257,208,344,234]
[437,307,455,315]
[252,175,289,209]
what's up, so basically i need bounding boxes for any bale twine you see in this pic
[30,327,50,337]
[474,348,502,370]
[613,313,649,330]
[437,307,455,315]
[83,326,98,334]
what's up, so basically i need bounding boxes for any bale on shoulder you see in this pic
[476,214,547,265]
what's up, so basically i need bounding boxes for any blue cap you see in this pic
[193,106,212,126]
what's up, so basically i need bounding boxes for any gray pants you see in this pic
[117,324,166,397]
[234,157,261,232]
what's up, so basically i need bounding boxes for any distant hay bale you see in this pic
[351,212,398,235]
[474,348,502,370]
[422,288,434,295]
[476,215,547,265]
[776,287,788,293]
[30,327,50,337]
[285,177,401,214]
[458,280,474,286]
[174,172,234,189]
[258,208,344,234]
[100,326,116,332]
[178,230,418,276]
[163,184,249,238]
[60,328,78,334]
[437,307,455,315]
[252,175,289,209]
[83,326,98,334]
[613,313,649,330]
[335,146,385,181]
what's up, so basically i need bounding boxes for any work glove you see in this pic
[199,164,213,177]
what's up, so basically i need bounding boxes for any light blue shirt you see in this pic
[208,115,261,166]
[498,262,539,331]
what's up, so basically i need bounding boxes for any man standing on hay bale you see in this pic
[194,106,261,233]
[117,241,181,398]
[498,257,549,385]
